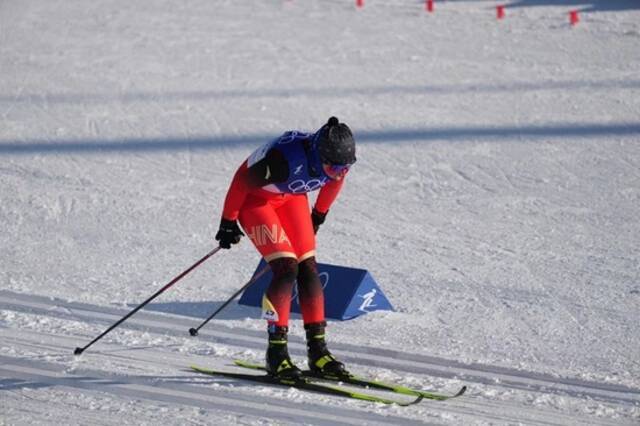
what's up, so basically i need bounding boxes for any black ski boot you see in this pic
[305,322,348,377]
[266,326,302,380]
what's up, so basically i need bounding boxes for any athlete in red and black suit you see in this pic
[215,117,356,378]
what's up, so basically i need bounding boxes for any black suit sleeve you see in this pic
[246,148,289,187]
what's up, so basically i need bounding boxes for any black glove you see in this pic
[215,219,245,249]
[311,208,327,235]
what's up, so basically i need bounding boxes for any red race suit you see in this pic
[220,131,346,263]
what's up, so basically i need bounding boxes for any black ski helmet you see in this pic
[317,116,356,165]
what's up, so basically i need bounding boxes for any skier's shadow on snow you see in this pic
[505,0,639,13]
[144,301,262,321]
[0,378,51,392]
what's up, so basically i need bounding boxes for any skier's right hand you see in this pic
[215,219,245,249]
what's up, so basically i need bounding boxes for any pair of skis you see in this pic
[191,360,466,406]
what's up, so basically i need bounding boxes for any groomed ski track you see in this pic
[2,290,638,425]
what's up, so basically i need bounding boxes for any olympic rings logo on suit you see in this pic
[288,178,327,193]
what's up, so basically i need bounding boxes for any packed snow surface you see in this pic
[1,0,639,424]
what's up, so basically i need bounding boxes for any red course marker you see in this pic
[426,0,434,13]
[570,10,580,26]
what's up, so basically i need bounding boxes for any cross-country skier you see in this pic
[215,116,356,379]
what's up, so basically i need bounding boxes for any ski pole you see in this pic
[189,263,271,336]
[74,246,222,355]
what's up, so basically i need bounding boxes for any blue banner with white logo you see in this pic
[238,260,394,320]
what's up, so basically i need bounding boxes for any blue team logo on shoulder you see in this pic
[278,131,309,145]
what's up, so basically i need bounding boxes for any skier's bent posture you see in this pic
[215,117,356,379]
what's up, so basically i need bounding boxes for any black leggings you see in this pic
[265,256,325,327]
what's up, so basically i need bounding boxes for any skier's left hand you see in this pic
[311,208,327,235]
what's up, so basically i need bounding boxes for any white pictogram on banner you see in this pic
[358,289,378,312]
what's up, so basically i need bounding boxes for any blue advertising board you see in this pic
[238,260,394,320]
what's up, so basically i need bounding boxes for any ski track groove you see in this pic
[0,362,394,426]
[0,337,608,426]
[4,327,629,426]
[1,291,639,425]
[2,290,639,402]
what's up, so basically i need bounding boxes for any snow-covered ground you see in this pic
[2,0,639,424]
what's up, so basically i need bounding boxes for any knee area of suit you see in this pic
[269,257,299,282]
[297,257,318,283]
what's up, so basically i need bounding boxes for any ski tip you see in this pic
[456,385,468,397]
